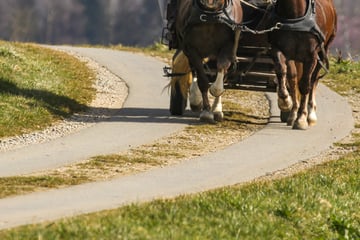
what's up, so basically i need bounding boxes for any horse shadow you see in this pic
[0,78,86,117]
[88,107,268,126]
[0,78,268,126]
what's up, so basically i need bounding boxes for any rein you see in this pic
[215,0,282,34]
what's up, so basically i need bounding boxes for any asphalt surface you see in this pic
[0,47,354,230]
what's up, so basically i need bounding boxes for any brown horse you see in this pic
[175,0,243,122]
[268,0,337,130]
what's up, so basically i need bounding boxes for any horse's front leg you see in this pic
[271,48,293,112]
[209,37,238,98]
[209,69,225,97]
[212,96,223,122]
[187,51,214,123]
[189,77,203,112]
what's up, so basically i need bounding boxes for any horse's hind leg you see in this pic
[286,61,300,126]
[293,56,317,130]
[308,62,322,126]
[271,48,293,112]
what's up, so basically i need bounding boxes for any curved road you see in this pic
[0,47,354,230]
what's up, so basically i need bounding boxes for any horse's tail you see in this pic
[167,51,193,99]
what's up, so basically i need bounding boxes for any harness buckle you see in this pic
[200,14,208,22]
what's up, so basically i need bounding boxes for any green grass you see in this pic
[0,48,359,239]
[0,41,95,137]
[323,57,360,95]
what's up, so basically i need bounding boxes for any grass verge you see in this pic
[0,41,95,138]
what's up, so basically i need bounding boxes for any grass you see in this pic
[0,46,359,239]
[323,57,360,95]
[0,41,95,138]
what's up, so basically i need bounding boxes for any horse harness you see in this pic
[181,0,325,43]
[183,0,242,33]
[271,0,325,43]
[165,0,329,77]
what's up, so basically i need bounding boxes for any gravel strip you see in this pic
[0,49,128,152]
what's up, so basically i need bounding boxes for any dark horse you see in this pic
[269,0,337,130]
[176,0,243,122]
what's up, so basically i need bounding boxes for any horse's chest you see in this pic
[184,24,233,51]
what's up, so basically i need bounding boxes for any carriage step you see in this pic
[241,71,276,78]
[225,83,276,92]
[236,56,274,64]
[237,46,269,52]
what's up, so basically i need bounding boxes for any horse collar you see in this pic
[273,0,325,42]
[186,0,241,29]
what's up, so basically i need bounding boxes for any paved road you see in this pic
[0,47,354,230]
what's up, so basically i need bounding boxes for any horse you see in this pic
[268,0,337,130]
[175,0,243,123]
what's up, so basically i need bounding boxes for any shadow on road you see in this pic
[70,106,268,126]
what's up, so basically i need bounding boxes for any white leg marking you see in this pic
[189,77,203,112]
[209,70,225,97]
[212,96,224,122]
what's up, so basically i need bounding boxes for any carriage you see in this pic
[161,0,336,129]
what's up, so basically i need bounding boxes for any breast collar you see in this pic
[185,0,241,29]
[273,0,325,42]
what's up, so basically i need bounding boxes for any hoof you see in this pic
[278,96,293,112]
[209,86,225,97]
[293,119,309,130]
[213,111,224,122]
[286,111,297,126]
[200,110,215,124]
[280,111,290,123]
